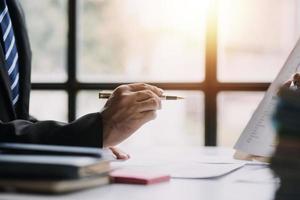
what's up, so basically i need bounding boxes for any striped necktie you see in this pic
[0,0,20,106]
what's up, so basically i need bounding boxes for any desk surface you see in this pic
[0,147,277,200]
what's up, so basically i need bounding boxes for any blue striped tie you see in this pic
[0,0,19,106]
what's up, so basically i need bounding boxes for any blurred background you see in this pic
[20,0,300,149]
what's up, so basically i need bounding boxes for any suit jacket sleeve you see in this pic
[0,112,103,148]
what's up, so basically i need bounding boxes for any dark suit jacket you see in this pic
[0,0,103,147]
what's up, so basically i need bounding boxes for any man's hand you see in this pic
[101,83,163,147]
[278,73,300,96]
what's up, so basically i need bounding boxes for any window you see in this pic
[30,91,68,122]
[21,0,300,148]
[218,0,300,82]
[78,0,207,83]
[217,92,264,146]
[20,0,68,82]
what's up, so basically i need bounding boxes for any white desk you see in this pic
[0,147,277,200]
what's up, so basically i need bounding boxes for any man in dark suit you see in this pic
[0,0,162,158]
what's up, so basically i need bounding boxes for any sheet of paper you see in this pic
[112,160,244,179]
[236,167,279,183]
[116,147,249,164]
[159,163,244,179]
[234,38,300,157]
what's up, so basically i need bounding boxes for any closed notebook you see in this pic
[0,143,111,158]
[0,175,110,193]
[0,155,111,179]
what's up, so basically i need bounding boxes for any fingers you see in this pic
[113,85,130,97]
[109,147,130,160]
[137,97,161,112]
[280,73,300,95]
[139,111,157,123]
[128,83,163,96]
[109,84,162,113]
[293,73,300,80]
[281,73,300,91]
[112,83,164,101]
[134,90,160,102]
[293,73,300,87]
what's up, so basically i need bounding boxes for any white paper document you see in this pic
[112,160,244,179]
[162,163,244,179]
[236,167,279,183]
[234,38,300,157]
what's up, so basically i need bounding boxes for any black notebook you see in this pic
[0,154,111,179]
[0,143,116,179]
[0,143,115,193]
[0,143,114,158]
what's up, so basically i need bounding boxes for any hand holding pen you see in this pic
[99,92,184,100]
[100,83,184,147]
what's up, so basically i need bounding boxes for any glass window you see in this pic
[218,0,300,82]
[78,0,208,82]
[20,0,68,82]
[77,91,204,148]
[23,0,298,148]
[217,92,264,147]
[30,91,68,122]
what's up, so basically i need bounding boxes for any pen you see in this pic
[99,92,185,100]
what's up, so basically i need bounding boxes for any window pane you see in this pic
[218,0,300,82]
[20,0,67,82]
[77,91,204,148]
[217,92,264,147]
[30,91,68,122]
[78,0,208,82]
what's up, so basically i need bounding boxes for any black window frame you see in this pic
[31,0,270,146]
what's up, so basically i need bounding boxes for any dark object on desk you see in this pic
[0,175,109,194]
[0,144,114,193]
[0,155,110,179]
[271,88,300,200]
[0,143,112,158]
[0,155,111,193]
